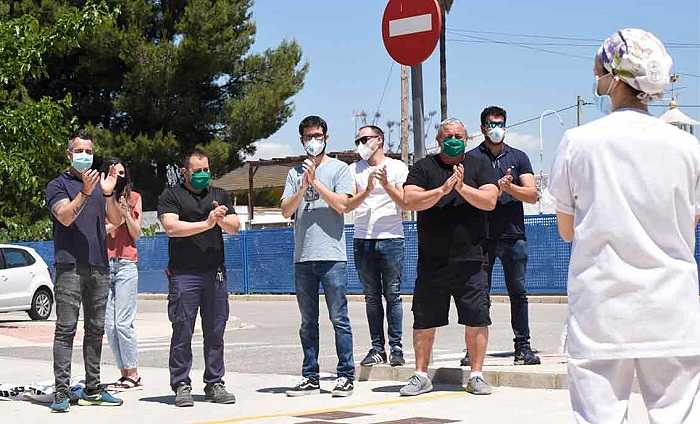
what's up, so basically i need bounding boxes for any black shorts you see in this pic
[412,260,491,329]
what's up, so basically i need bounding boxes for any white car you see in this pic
[0,244,54,320]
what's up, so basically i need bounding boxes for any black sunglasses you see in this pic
[485,121,506,129]
[354,135,379,146]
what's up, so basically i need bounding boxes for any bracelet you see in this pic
[103,192,114,197]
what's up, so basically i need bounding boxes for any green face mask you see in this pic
[190,170,210,190]
[441,137,465,157]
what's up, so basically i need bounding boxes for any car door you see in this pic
[0,248,36,310]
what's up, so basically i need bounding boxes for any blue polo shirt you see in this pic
[468,142,534,240]
[45,171,108,268]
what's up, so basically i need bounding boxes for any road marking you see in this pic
[195,391,465,424]
[389,14,432,37]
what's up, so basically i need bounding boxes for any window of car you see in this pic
[1,248,36,269]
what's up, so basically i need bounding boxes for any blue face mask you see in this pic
[593,75,614,115]
[71,152,93,173]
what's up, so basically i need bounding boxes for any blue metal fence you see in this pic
[16,214,700,295]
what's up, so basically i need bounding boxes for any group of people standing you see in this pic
[42,27,700,423]
[280,108,540,399]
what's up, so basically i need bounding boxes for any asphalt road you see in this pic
[0,298,568,379]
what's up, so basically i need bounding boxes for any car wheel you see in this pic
[28,288,53,320]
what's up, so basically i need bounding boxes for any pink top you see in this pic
[107,191,141,261]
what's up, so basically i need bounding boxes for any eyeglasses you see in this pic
[485,121,506,129]
[71,148,93,154]
[354,135,379,146]
[301,134,325,142]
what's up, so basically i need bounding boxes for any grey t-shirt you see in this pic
[282,157,353,263]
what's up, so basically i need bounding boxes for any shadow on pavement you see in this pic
[139,394,206,405]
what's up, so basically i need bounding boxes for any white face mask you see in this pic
[594,75,615,115]
[357,139,379,161]
[487,127,505,144]
[304,137,325,157]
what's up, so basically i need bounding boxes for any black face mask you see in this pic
[115,176,128,196]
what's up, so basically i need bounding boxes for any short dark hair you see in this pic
[67,128,92,150]
[299,115,328,136]
[181,148,208,168]
[480,106,507,126]
[358,125,384,139]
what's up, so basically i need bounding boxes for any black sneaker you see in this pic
[360,349,387,366]
[331,377,354,397]
[174,383,194,407]
[460,350,471,367]
[285,377,320,397]
[514,347,541,365]
[204,382,236,404]
[389,349,405,367]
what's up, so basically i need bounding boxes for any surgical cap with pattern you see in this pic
[597,28,673,102]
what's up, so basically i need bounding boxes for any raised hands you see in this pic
[100,164,118,195]
[498,167,514,193]
[207,201,229,227]
[81,169,101,195]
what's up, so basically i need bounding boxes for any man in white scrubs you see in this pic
[549,28,700,424]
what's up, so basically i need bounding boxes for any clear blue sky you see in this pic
[248,0,700,172]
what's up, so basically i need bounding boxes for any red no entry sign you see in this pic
[381,0,442,66]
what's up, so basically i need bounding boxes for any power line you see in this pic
[372,61,395,125]
[448,34,591,61]
[446,27,700,46]
[649,104,700,108]
[678,72,700,78]
[507,104,580,129]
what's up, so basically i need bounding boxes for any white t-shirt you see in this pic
[549,109,700,360]
[350,157,409,239]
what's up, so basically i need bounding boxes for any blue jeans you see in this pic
[294,261,354,381]
[105,258,139,370]
[353,238,404,352]
[486,238,531,349]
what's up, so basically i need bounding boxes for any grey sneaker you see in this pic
[174,383,194,407]
[204,382,236,404]
[399,374,433,396]
[465,376,492,395]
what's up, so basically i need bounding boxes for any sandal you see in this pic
[115,377,143,390]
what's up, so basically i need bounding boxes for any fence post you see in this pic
[240,230,250,294]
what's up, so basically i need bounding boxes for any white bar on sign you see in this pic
[389,14,432,37]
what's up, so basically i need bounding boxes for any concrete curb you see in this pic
[138,293,569,304]
[357,363,569,390]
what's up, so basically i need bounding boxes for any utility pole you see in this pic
[576,95,583,126]
[400,65,409,165]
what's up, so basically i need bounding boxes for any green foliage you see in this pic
[0,217,53,242]
[237,186,283,208]
[0,1,114,241]
[141,222,160,238]
[17,0,308,209]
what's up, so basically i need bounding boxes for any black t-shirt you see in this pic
[157,184,235,274]
[404,154,498,269]
[467,143,534,240]
[45,172,108,268]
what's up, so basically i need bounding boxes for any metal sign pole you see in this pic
[411,64,425,160]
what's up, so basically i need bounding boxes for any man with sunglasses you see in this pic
[346,125,409,368]
[465,106,540,367]
[46,129,124,411]
[157,148,240,407]
[281,115,355,398]
[400,118,498,397]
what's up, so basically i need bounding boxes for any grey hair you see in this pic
[437,118,465,132]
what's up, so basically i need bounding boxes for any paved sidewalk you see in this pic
[1,357,651,424]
